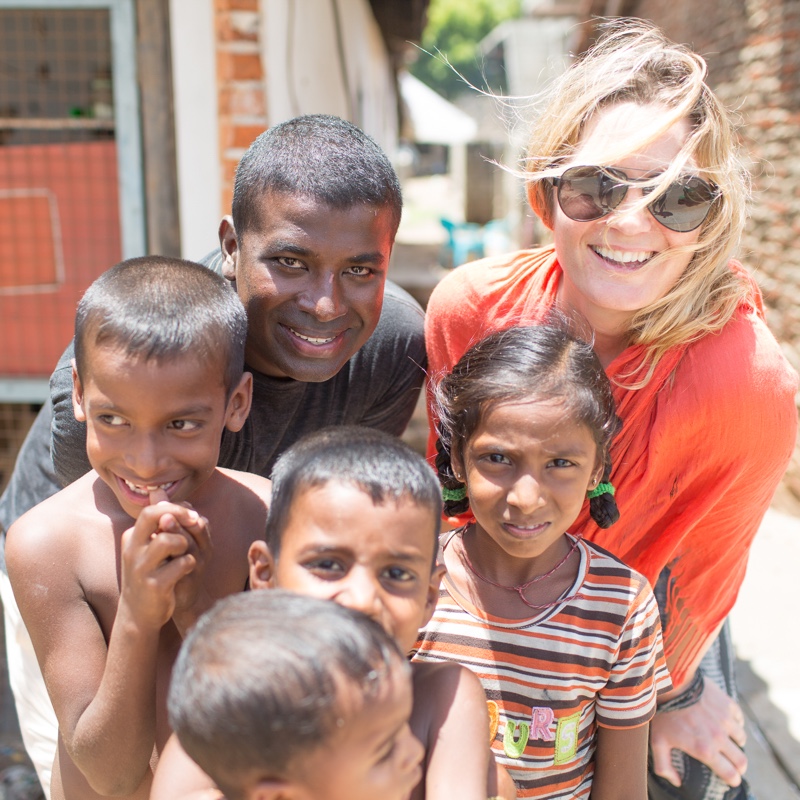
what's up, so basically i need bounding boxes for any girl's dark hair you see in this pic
[433,324,621,528]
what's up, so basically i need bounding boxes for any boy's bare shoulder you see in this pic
[6,471,117,557]
[6,471,123,638]
[215,467,272,499]
[199,468,270,524]
[411,660,488,729]
[409,661,492,798]
[189,468,270,551]
[411,660,483,697]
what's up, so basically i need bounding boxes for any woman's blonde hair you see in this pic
[525,19,750,383]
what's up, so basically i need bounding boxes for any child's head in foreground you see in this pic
[434,323,621,530]
[249,426,444,652]
[72,256,252,518]
[169,590,424,800]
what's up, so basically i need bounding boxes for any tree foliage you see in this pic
[409,0,522,99]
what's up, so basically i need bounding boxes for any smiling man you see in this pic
[222,191,394,382]
[39,115,423,486]
[0,115,425,796]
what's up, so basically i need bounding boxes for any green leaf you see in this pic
[409,0,522,99]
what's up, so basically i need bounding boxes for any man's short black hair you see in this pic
[232,114,402,237]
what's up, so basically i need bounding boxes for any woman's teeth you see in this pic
[592,245,654,264]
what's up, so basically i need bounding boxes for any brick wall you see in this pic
[213,0,268,216]
[629,1,800,497]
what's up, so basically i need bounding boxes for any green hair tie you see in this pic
[442,485,467,502]
[587,482,615,499]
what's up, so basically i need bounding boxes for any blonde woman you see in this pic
[425,20,797,800]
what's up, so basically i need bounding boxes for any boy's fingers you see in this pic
[125,505,170,546]
[162,511,211,556]
[160,506,202,533]
[154,512,179,534]
[157,553,197,586]
[133,531,190,569]
[147,487,199,526]
[183,518,212,555]
[127,502,201,541]
[149,488,170,505]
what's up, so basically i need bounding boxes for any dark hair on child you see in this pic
[434,324,621,528]
[266,425,442,559]
[232,114,402,238]
[74,256,248,393]
[169,590,405,800]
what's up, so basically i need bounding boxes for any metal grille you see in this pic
[0,403,37,494]
[0,8,122,379]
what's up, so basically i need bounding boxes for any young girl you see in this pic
[414,324,672,800]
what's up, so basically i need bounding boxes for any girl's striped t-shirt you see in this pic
[413,537,672,799]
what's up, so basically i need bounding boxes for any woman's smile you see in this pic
[553,102,703,336]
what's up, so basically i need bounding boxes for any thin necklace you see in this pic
[458,524,583,610]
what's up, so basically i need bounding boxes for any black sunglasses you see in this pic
[550,165,719,233]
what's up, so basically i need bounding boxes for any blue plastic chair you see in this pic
[440,217,485,268]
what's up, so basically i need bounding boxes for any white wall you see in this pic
[169,0,222,259]
[260,0,398,155]
[168,0,399,261]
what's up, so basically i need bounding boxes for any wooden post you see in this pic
[136,0,181,256]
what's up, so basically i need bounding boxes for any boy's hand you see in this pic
[119,496,207,631]
[149,490,214,635]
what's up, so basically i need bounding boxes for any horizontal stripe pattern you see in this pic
[413,539,671,798]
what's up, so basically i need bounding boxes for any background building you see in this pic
[0,0,428,490]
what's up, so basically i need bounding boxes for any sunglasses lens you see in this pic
[556,167,627,222]
[555,166,718,232]
[648,177,717,232]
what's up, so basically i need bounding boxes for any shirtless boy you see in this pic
[169,590,424,800]
[0,115,424,797]
[151,427,517,800]
[5,257,272,800]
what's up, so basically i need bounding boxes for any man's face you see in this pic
[220,191,395,382]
